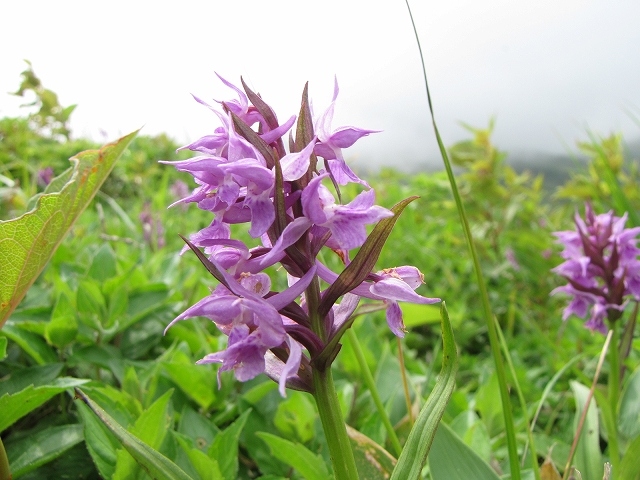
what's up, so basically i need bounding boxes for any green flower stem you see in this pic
[346,328,403,457]
[0,436,10,480]
[404,2,521,477]
[312,366,359,480]
[607,321,620,473]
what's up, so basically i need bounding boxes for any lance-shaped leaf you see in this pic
[0,131,138,329]
[317,196,418,320]
[74,388,193,480]
[229,111,276,168]
[390,302,458,480]
[294,83,318,187]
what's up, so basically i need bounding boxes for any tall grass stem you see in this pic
[397,337,414,427]
[403,1,521,478]
[606,322,620,473]
[562,329,612,480]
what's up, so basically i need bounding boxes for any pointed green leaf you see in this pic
[427,422,501,480]
[0,377,88,432]
[77,400,120,479]
[113,389,174,479]
[0,323,57,365]
[619,431,640,480]
[347,425,397,479]
[74,388,193,480]
[0,363,63,396]
[175,435,224,480]
[391,302,458,480]
[256,432,330,480]
[570,381,602,480]
[209,409,251,480]
[618,365,640,440]
[87,243,117,282]
[318,196,419,320]
[6,424,84,477]
[44,292,77,348]
[0,131,138,328]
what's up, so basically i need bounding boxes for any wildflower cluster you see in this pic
[163,75,439,395]
[552,204,640,333]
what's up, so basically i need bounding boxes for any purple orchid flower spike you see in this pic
[163,75,440,398]
[552,203,640,333]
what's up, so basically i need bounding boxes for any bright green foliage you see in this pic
[0,130,138,327]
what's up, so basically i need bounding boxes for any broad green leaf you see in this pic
[0,377,88,432]
[273,391,316,443]
[177,406,219,453]
[163,350,217,410]
[0,131,138,328]
[391,302,458,480]
[87,243,117,282]
[256,432,331,480]
[347,425,396,480]
[0,363,63,396]
[77,400,120,479]
[618,365,640,440]
[0,336,6,360]
[209,409,251,480]
[570,381,602,480]
[0,323,57,364]
[74,388,193,480]
[6,424,84,477]
[428,422,500,480]
[44,292,77,348]
[122,365,143,404]
[175,434,223,480]
[619,432,640,480]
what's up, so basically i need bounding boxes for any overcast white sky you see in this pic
[1,1,639,169]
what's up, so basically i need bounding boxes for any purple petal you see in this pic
[260,115,296,145]
[370,277,440,304]
[260,217,312,267]
[329,127,380,149]
[280,138,317,181]
[385,301,406,338]
[301,174,331,225]
[267,265,317,310]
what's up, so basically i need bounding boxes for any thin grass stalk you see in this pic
[606,322,620,473]
[562,329,613,480]
[403,1,521,478]
[494,317,541,480]
[346,328,403,456]
[397,337,414,427]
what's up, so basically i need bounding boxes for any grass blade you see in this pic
[390,302,457,480]
[403,1,521,476]
[74,388,193,480]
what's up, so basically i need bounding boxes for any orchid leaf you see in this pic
[390,302,458,480]
[0,131,138,329]
[318,196,418,319]
[74,388,193,480]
